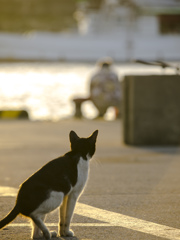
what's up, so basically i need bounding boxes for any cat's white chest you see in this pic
[73,156,89,194]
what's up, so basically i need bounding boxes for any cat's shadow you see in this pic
[29,238,79,240]
[54,237,80,240]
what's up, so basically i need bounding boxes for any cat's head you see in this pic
[69,130,98,160]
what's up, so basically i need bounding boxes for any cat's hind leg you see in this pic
[31,215,46,239]
[31,214,57,239]
[31,215,51,240]
[31,219,42,239]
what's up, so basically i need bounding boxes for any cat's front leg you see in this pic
[63,192,79,237]
[59,195,68,236]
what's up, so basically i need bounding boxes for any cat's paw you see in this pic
[50,231,57,238]
[43,231,51,240]
[33,231,51,240]
[60,229,74,237]
[64,229,74,237]
[32,232,43,239]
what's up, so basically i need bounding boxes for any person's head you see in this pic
[97,57,113,68]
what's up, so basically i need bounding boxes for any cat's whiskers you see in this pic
[91,157,102,167]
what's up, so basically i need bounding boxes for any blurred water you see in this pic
[0,62,177,121]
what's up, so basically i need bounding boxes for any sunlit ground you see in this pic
[0,186,17,197]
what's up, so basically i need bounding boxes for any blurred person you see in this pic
[89,57,122,118]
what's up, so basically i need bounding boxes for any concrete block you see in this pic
[123,75,180,145]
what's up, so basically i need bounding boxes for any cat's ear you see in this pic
[89,130,98,143]
[69,130,79,143]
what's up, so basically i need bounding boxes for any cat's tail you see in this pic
[0,204,19,229]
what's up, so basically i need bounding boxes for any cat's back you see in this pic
[21,152,79,189]
[16,153,80,215]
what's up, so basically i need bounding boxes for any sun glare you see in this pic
[0,63,97,120]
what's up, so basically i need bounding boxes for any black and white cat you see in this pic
[0,130,98,239]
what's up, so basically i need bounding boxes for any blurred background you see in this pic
[0,0,179,121]
[1,2,180,238]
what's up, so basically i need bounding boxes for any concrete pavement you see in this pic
[0,119,180,240]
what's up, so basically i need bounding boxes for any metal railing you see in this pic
[133,59,180,75]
